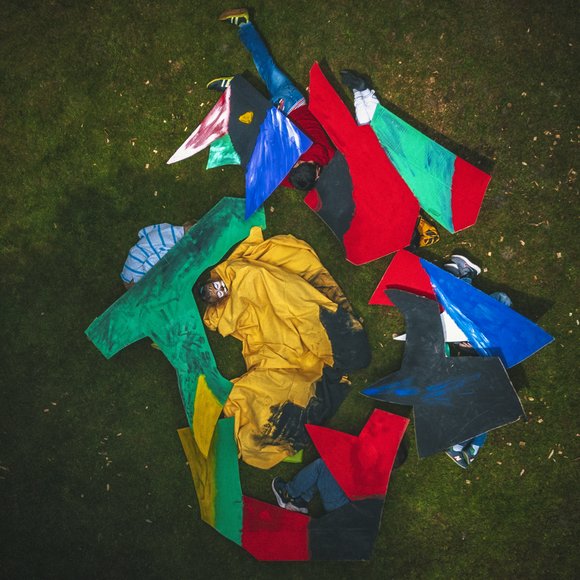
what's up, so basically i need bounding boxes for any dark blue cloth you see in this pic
[286,458,349,512]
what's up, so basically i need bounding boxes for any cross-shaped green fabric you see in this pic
[85,197,266,456]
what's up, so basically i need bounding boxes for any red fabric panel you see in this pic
[184,89,230,153]
[304,188,322,211]
[306,410,409,501]
[241,496,310,561]
[308,63,420,265]
[280,104,336,188]
[369,250,436,306]
[451,156,492,232]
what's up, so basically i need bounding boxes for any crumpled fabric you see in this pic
[204,227,350,469]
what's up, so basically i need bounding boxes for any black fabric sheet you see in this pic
[309,498,384,561]
[228,75,271,167]
[363,289,525,457]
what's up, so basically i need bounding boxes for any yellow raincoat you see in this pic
[203,227,348,468]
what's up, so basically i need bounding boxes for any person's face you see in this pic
[201,279,229,304]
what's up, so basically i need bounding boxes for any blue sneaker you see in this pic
[272,477,309,514]
[451,255,481,279]
[446,448,468,469]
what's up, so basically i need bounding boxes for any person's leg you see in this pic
[285,458,324,503]
[490,291,512,307]
[463,432,488,464]
[286,458,349,512]
[238,23,304,113]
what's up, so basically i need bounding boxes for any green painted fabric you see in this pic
[214,417,243,545]
[371,104,456,232]
[85,197,266,430]
[207,134,241,169]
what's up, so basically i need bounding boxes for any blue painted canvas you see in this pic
[421,260,554,368]
[245,108,312,218]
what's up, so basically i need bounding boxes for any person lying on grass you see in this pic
[196,226,371,469]
[120,221,195,290]
[207,8,335,192]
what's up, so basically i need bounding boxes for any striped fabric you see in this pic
[121,224,184,284]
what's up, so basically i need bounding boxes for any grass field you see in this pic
[1,1,578,578]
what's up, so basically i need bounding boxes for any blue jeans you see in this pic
[456,431,488,450]
[286,458,349,512]
[461,276,512,308]
[239,23,304,113]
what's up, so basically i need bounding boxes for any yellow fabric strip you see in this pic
[192,375,224,458]
[178,427,216,527]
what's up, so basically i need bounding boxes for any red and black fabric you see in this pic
[308,63,421,265]
[240,410,408,561]
[369,249,436,306]
[280,104,336,188]
[304,409,408,560]
[304,151,355,243]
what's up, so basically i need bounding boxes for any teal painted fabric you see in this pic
[214,417,243,545]
[371,105,455,232]
[207,134,241,169]
[85,198,266,426]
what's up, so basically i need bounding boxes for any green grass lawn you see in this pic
[1,0,577,578]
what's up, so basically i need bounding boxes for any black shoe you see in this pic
[272,477,309,514]
[340,69,369,91]
[218,8,250,26]
[206,77,234,92]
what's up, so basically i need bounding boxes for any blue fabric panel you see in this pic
[421,260,554,368]
[245,108,312,218]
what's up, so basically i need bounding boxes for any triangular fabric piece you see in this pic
[245,107,312,218]
[421,259,554,367]
[241,496,310,561]
[167,88,231,164]
[207,134,241,168]
[394,310,467,343]
[308,62,420,265]
[306,409,408,500]
[369,249,436,306]
[451,157,492,231]
[371,105,491,233]
[362,290,525,457]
